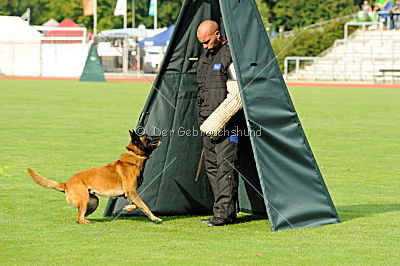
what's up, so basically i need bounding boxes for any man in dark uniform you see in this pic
[196,20,242,227]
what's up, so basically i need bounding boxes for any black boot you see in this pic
[200,217,215,223]
[207,216,232,227]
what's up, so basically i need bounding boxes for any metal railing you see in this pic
[344,21,383,39]
[377,11,400,29]
[284,57,321,80]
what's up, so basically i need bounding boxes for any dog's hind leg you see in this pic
[65,185,93,224]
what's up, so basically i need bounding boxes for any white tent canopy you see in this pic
[0,16,41,76]
[42,18,59,28]
[0,16,42,42]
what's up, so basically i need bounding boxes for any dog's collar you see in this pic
[120,150,149,167]
[126,147,149,159]
[126,149,149,159]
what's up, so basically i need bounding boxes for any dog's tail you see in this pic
[27,168,66,192]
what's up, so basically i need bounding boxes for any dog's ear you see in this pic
[129,129,141,146]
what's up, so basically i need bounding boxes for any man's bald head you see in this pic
[197,20,219,38]
[197,20,224,51]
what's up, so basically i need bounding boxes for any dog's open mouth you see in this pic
[153,141,162,146]
[148,138,162,147]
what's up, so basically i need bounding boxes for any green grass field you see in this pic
[0,79,399,265]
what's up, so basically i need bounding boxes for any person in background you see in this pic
[361,0,373,20]
[379,0,394,29]
[371,2,382,24]
[390,0,400,29]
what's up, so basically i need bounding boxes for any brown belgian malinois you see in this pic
[27,129,162,224]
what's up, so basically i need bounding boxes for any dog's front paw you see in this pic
[77,219,94,225]
[123,204,137,212]
[152,217,162,223]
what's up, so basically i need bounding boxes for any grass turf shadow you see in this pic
[234,214,267,224]
[90,215,195,223]
[337,203,400,222]
[90,213,267,224]
[93,203,400,224]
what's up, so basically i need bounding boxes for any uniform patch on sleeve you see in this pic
[213,63,222,70]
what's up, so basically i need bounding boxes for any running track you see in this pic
[1,75,399,89]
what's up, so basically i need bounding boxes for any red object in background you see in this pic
[42,18,85,44]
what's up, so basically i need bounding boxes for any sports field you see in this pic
[0,79,399,264]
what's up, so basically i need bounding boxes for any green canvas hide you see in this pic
[104,0,340,231]
[80,43,106,82]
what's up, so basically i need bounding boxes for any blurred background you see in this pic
[0,0,399,82]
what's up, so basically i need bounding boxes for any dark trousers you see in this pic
[200,116,239,221]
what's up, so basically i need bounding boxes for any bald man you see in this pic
[196,20,243,227]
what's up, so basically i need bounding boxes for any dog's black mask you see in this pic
[129,129,161,155]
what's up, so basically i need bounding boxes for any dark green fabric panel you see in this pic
[80,43,106,82]
[147,73,213,214]
[238,134,267,215]
[220,0,340,231]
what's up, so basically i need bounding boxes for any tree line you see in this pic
[0,0,357,31]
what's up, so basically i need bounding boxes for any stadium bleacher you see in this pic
[285,22,400,83]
